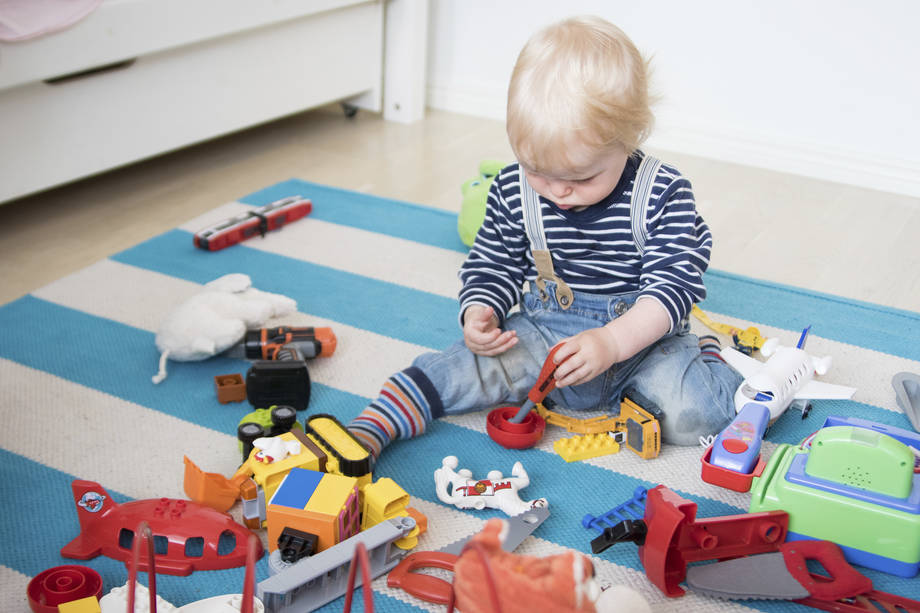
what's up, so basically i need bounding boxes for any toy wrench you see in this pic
[686,539,920,612]
[387,505,550,605]
[510,344,566,423]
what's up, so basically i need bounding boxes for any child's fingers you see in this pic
[552,337,577,364]
[557,363,590,387]
[469,330,517,356]
[554,354,586,386]
[468,325,500,345]
[478,332,518,356]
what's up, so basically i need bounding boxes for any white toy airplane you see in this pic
[720,326,856,420]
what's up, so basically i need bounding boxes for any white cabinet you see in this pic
[0,0,398,203]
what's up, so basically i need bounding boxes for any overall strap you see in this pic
[630,153,662,255]
[520,173,575,309]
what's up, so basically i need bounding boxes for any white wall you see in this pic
[426,0,920,197]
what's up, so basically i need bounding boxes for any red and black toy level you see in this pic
[193,196,312,251]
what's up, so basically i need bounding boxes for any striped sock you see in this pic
[698,335,724,363]
[347,367,441,458]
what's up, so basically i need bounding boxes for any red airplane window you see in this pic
[185,537,204,558]
[154,535,169,555]
[118,528,133,550]
[218,530,237,556]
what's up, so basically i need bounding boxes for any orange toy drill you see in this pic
[243,326,337,360]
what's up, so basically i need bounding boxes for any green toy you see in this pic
[749,419,920,577]
[237,405,302,461]
[458,160,506,247]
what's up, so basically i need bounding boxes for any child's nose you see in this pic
[550,181,572,198]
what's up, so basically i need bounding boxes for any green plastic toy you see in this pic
[236,405,302,461]
[749,420,920,577]
[458,160,506,247]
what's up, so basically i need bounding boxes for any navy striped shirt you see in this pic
[459,153,712,332]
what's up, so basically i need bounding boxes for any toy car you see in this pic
[237,405,300,461]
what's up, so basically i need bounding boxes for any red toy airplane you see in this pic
[61,479,262,576]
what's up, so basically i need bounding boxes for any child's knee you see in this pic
[656,372,739,445]
[628,347,742,446]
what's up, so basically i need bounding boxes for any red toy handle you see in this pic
[527,344,565,404]
[386,550,459,605]
[780,540,873,602]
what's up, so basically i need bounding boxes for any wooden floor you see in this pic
[1,105,918,312]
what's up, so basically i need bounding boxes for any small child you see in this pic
[348,15,742,459]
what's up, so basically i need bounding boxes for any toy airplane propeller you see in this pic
[720,327,856,421]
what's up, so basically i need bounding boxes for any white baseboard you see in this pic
[427,80,505,123]
[648,121,920,199]
[427,82,920,199]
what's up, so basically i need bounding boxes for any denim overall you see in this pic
[412,157,741,445]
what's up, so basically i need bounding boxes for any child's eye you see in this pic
[573,175,597,184]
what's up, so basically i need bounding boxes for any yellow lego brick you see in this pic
[554,433,620,462]
[57,596,101,613]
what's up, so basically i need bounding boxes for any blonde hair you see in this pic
[507,16,654,174]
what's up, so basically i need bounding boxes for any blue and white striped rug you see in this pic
[3,179,919,612]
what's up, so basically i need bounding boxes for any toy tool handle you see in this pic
[284,326,336,358]
[387,551,459,605]
[528,344,566,404]
[245,326,337,359]
[509,344,568,423]
[780,540,873,602]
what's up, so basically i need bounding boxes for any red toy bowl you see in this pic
[27,565,102,613]
[487,406,545,449]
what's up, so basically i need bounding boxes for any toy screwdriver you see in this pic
[242,326,337,360]
[510,344,566,423]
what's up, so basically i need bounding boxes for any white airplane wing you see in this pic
[720,347,764,379]
[794,380,857,400]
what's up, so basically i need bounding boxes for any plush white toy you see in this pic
[152,273,297,384]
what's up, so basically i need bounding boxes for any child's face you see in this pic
[522,146,629,211]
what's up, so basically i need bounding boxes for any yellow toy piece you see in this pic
[362,477,422,549]
[57,596,101,613]
[304,414,374,492]
[554,433,621,462]
[691,304,766,355]
[534,391,661,460]
[242,430,324,500]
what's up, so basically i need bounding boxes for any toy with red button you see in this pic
[700,402,770,492]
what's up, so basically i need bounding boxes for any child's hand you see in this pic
[463,305,518,356]
[552,327,621,387]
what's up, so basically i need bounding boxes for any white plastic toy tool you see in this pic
[433,455,548,517]
[720,326,856,421]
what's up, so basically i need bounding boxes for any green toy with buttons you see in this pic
[458,160,506,247]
